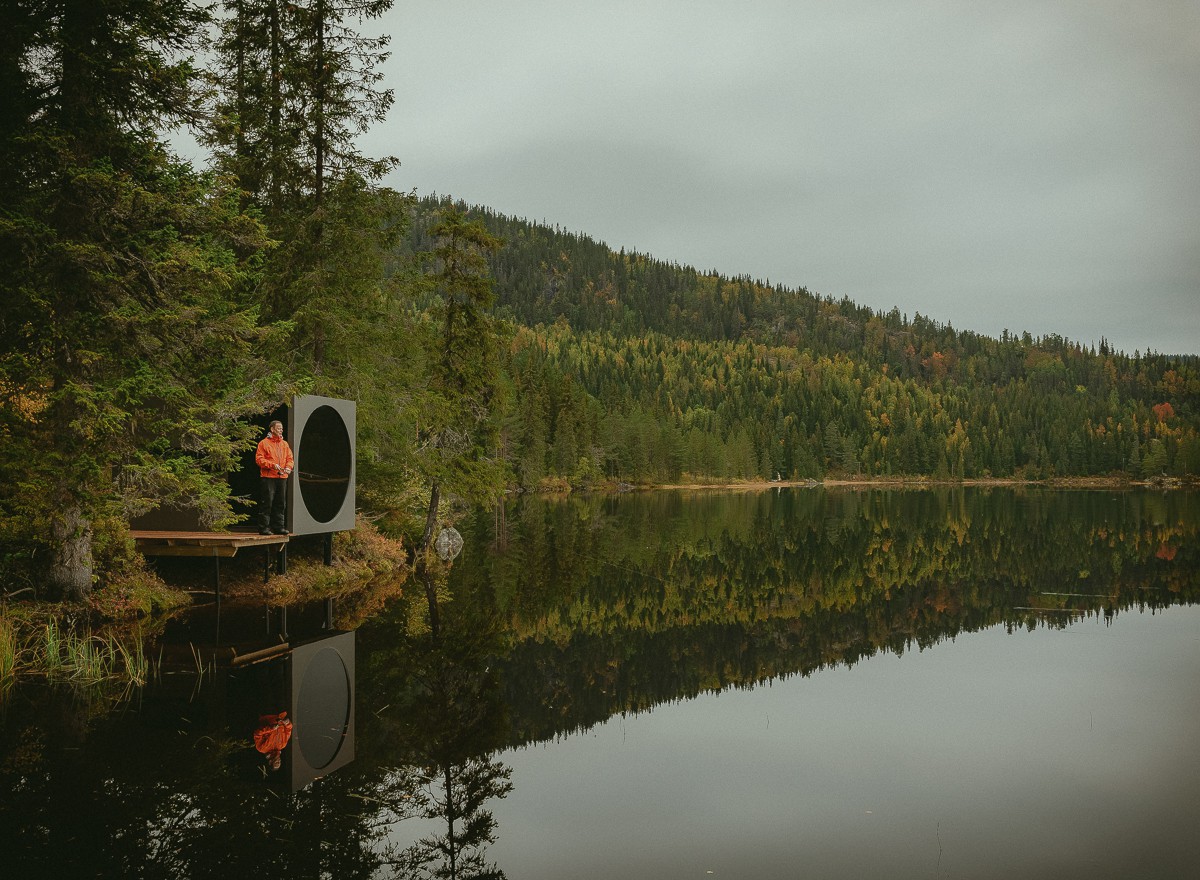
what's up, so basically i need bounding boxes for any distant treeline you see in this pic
[403,196,1200,484]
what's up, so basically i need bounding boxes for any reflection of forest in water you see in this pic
[1,488,1195,878]
[455,488,1199,745]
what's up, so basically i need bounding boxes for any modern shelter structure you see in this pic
[131,394,356,536]
[287,395,356,536]
[284,630,356,790]
[130,395,356,591]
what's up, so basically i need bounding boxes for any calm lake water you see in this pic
[2,488,1198,879]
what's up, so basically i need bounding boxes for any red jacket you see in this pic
[254,712,293,755]
[256,435,294,478]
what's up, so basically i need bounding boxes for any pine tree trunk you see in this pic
[49,505,93,601]
[268,0,282,212]
[234,0,247,194]
[421,563,440,640]
[420,481,440,552]
[313,0,326,207]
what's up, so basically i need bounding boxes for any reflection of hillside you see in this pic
[448,489,1199,746]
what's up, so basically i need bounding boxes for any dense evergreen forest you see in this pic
[0,0,504,598]
[1,2,1196,600]
[404,197,1200,488]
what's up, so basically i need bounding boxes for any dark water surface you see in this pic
[2,488,1198,879]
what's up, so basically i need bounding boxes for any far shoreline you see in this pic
[540,474,1194,494]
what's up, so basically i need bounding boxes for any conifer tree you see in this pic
[207,0,407,452]
[206,0,300,214]
[207,0,394,221]
[414,207,508,552]
[0,0,285,598]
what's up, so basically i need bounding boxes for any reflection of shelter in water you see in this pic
[284,630,355,790]
[163,602,356,792]
[227,630,356,791]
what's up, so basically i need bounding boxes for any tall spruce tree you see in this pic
[207,0,398,316]
[208,0,395,223]
[415,207,509,553]
[206,0,301,215]
[207,0,410,479]
[0,0,286,599]
[292,0,395,206]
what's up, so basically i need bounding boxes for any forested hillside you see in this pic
[403,197,1200,486]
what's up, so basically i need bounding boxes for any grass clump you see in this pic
[86,569,190,620]
[0,609,151,694]
[207,515,411,624]
[0,614,21,696]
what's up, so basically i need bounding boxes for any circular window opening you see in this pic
[296,647,351,770]
[298,405,351,524]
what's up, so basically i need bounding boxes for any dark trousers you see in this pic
[259,477,287,531]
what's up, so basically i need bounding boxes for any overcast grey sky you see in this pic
[365,1,1200,356]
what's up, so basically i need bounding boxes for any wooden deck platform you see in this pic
[130,530,289,558]
[131,530,291,595]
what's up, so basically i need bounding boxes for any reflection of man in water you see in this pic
[254,711,293,771]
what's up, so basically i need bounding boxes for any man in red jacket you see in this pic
[255,420,294,535]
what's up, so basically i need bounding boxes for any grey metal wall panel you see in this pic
[287,395,356,535]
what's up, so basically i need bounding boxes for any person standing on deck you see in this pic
[255,420,294,535]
